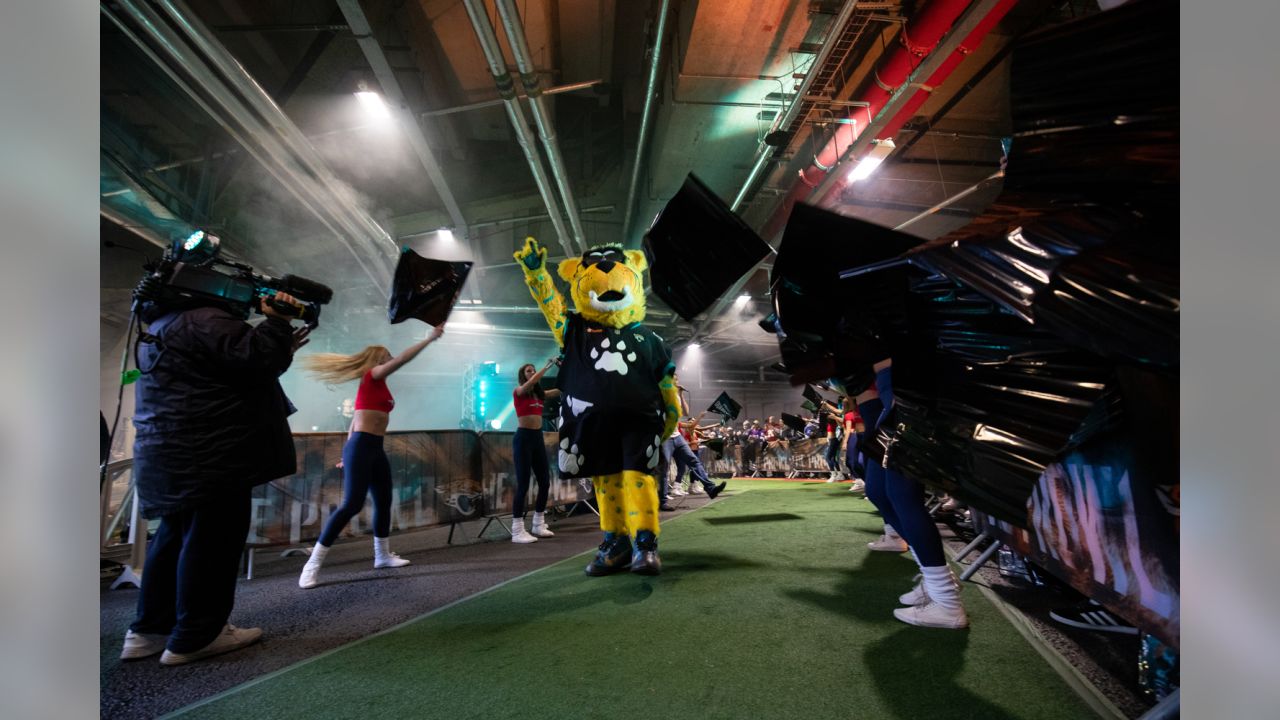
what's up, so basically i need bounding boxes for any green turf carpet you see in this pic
[173,482,1097,720]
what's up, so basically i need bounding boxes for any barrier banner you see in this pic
[247,430,591,547]
[476,431,596,515]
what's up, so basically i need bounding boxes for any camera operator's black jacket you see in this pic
[132,304,297,519]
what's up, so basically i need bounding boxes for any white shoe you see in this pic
[825,471,837,483]
[120,630,168,661]
[159,624,263,665]
[298,543,329,589]
[670,486,687,496]
[530,512,555,538]
[511,518,539,544]
[848,479,865,492]
[893,601,969,629]
[867,534,909,552]
[688,483,703,495]
[373,537,411,568]
[374,552,411,568]
[898,576,929,606]
[299,561,322,589]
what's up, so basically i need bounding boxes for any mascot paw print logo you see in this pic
[589,337,638,376]
[643,434,662,470]
[559,439,584,474]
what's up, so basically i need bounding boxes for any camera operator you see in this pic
[119,291,310,666]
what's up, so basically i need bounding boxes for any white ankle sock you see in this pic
[884,524,901,539]
[373,536,392,559]
[307,543,330,566]
[920,565,962,610]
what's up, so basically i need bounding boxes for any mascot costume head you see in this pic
[514,237,683,575]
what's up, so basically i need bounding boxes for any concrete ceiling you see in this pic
[100,0,1090,373]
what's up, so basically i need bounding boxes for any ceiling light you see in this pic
[355,89,392,123]
[688,341,702,350]
[436,227,455,243]
[848,138,895,183]
[735,293,751,305]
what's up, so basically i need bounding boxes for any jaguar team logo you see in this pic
[435,479,484,518]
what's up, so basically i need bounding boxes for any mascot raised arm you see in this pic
[514,237,680,575]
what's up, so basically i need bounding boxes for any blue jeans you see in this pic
[666,435,713,491]
[130,486,252,652]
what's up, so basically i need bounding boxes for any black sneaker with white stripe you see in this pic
[1048,600,1138,635]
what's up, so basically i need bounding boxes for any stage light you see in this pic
[848,138,895,183]
[735,293,751,306]
[490,419,502,430]
[688,340,702,350]
[355,85,392,123]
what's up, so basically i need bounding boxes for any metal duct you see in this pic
[461,0,575,259]
[493,0,587,253]
[620,0,674,245]
[105,0,396,290]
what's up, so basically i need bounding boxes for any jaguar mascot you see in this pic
[513,237,680,575]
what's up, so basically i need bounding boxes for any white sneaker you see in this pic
[511,518,538,544]
[530,513,555,538]
[298,560,322,589]
[825,471,837,483]
[159,624,263,665]
[670,486,687,497]
[893,601,969,629]
[120,630,168,661]
[898,577,929,606]
[688,483,703,495]
[867,534,909,552]
[374,552,411,568]
[848,479,865,492]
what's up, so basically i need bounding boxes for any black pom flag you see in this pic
[388,248,473,326]
[707,391,742,421]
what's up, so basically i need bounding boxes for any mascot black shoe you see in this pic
[585,532,633,576]
[514,237,680,577]
[630,530,661,575]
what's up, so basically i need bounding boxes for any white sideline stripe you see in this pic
[162,487,739,718]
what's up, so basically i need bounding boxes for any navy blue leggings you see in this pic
[857,399,899,528]
[512,428,550,518]
[824,436,841,471]
[318,432,392,546]
[865,367,946,567]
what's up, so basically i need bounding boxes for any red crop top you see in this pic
[355,370,394,413]
[513,389,543,418]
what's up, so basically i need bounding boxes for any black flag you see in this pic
[644,173,773,321]
[801,399,819,413]
[707,391,742,421]
[802,384,824,405]
[388,248,473,326]
[780,413,807,435]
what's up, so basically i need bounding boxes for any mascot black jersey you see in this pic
[555,312,674,479]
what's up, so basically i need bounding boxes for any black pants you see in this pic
[319,432,391,545]
[130,486,252,653]
[513,428,550,518]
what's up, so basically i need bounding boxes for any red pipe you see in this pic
[758,0,1017,240]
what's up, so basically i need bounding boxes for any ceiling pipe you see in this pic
[335,0,469,238]
[758,0,1016,239]
[494,0,588,254]
[152,0,400,265]
[461,0,574,260]
[690,0,1013,343]
[730,0,862,212]
[620,0,674,246]
[422,79,603,118]
[105,0,394,290]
